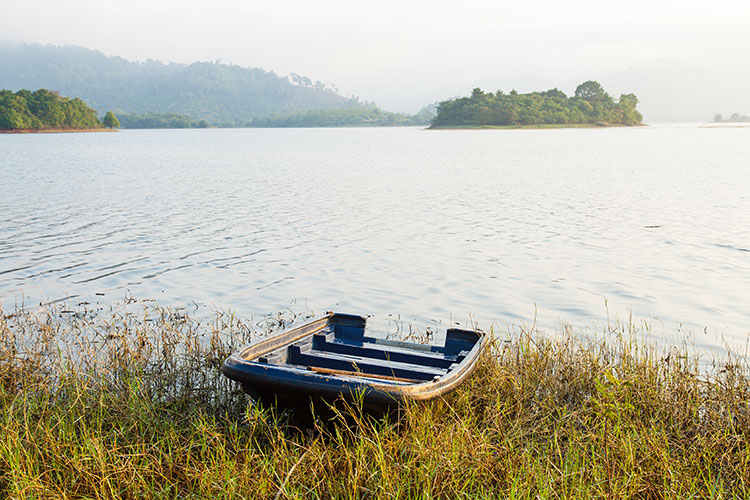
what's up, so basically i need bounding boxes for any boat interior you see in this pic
[251,315,481,384]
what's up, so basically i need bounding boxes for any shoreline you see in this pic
[0,127,118,134]
[429,123,647,130]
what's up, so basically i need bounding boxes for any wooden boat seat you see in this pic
[312,332,462,368]
[287,345,447,381]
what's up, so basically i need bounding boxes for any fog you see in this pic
[2,0,749,121]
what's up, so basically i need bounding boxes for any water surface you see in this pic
[1,125,749,352]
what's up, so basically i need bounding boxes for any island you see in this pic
[0,89,116,132]
[713,113,750,123]
[430,80,642,129]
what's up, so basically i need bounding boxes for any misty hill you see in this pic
[598,59,750,123]
[0,43,355,124]
[714,113,750,123]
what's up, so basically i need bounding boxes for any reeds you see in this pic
[1,304,748,499]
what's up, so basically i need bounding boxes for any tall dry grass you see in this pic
[0,304,748,499]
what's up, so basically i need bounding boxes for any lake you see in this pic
[1,125,749,354]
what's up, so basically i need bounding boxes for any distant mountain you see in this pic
[598,59,750,123]
[0,43,355,124]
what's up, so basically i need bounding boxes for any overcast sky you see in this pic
[3,0,750,114]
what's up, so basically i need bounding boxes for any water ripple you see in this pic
[1,126,749,351]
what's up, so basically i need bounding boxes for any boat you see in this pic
[222,312,486,409]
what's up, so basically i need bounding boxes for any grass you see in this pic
[1,303,748,499]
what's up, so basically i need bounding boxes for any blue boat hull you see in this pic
[222,313,486,408]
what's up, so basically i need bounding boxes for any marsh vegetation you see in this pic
[1,303,748,498]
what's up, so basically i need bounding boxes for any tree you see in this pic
[615,94,642,125]
[574,80,607,102]
[1,89,101,130]
[543,88,567,99]
[102,111,120,129]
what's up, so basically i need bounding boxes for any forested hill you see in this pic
[430,81,642,128]
[0,43,353,125]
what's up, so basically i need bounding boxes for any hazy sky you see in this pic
[3,0,750,114]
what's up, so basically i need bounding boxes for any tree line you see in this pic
[0,89,106,130]
[117,112,209,129]
[249,106,434,127]
[430,81,642,128]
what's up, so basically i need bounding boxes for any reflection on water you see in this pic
[1,125,749,352]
